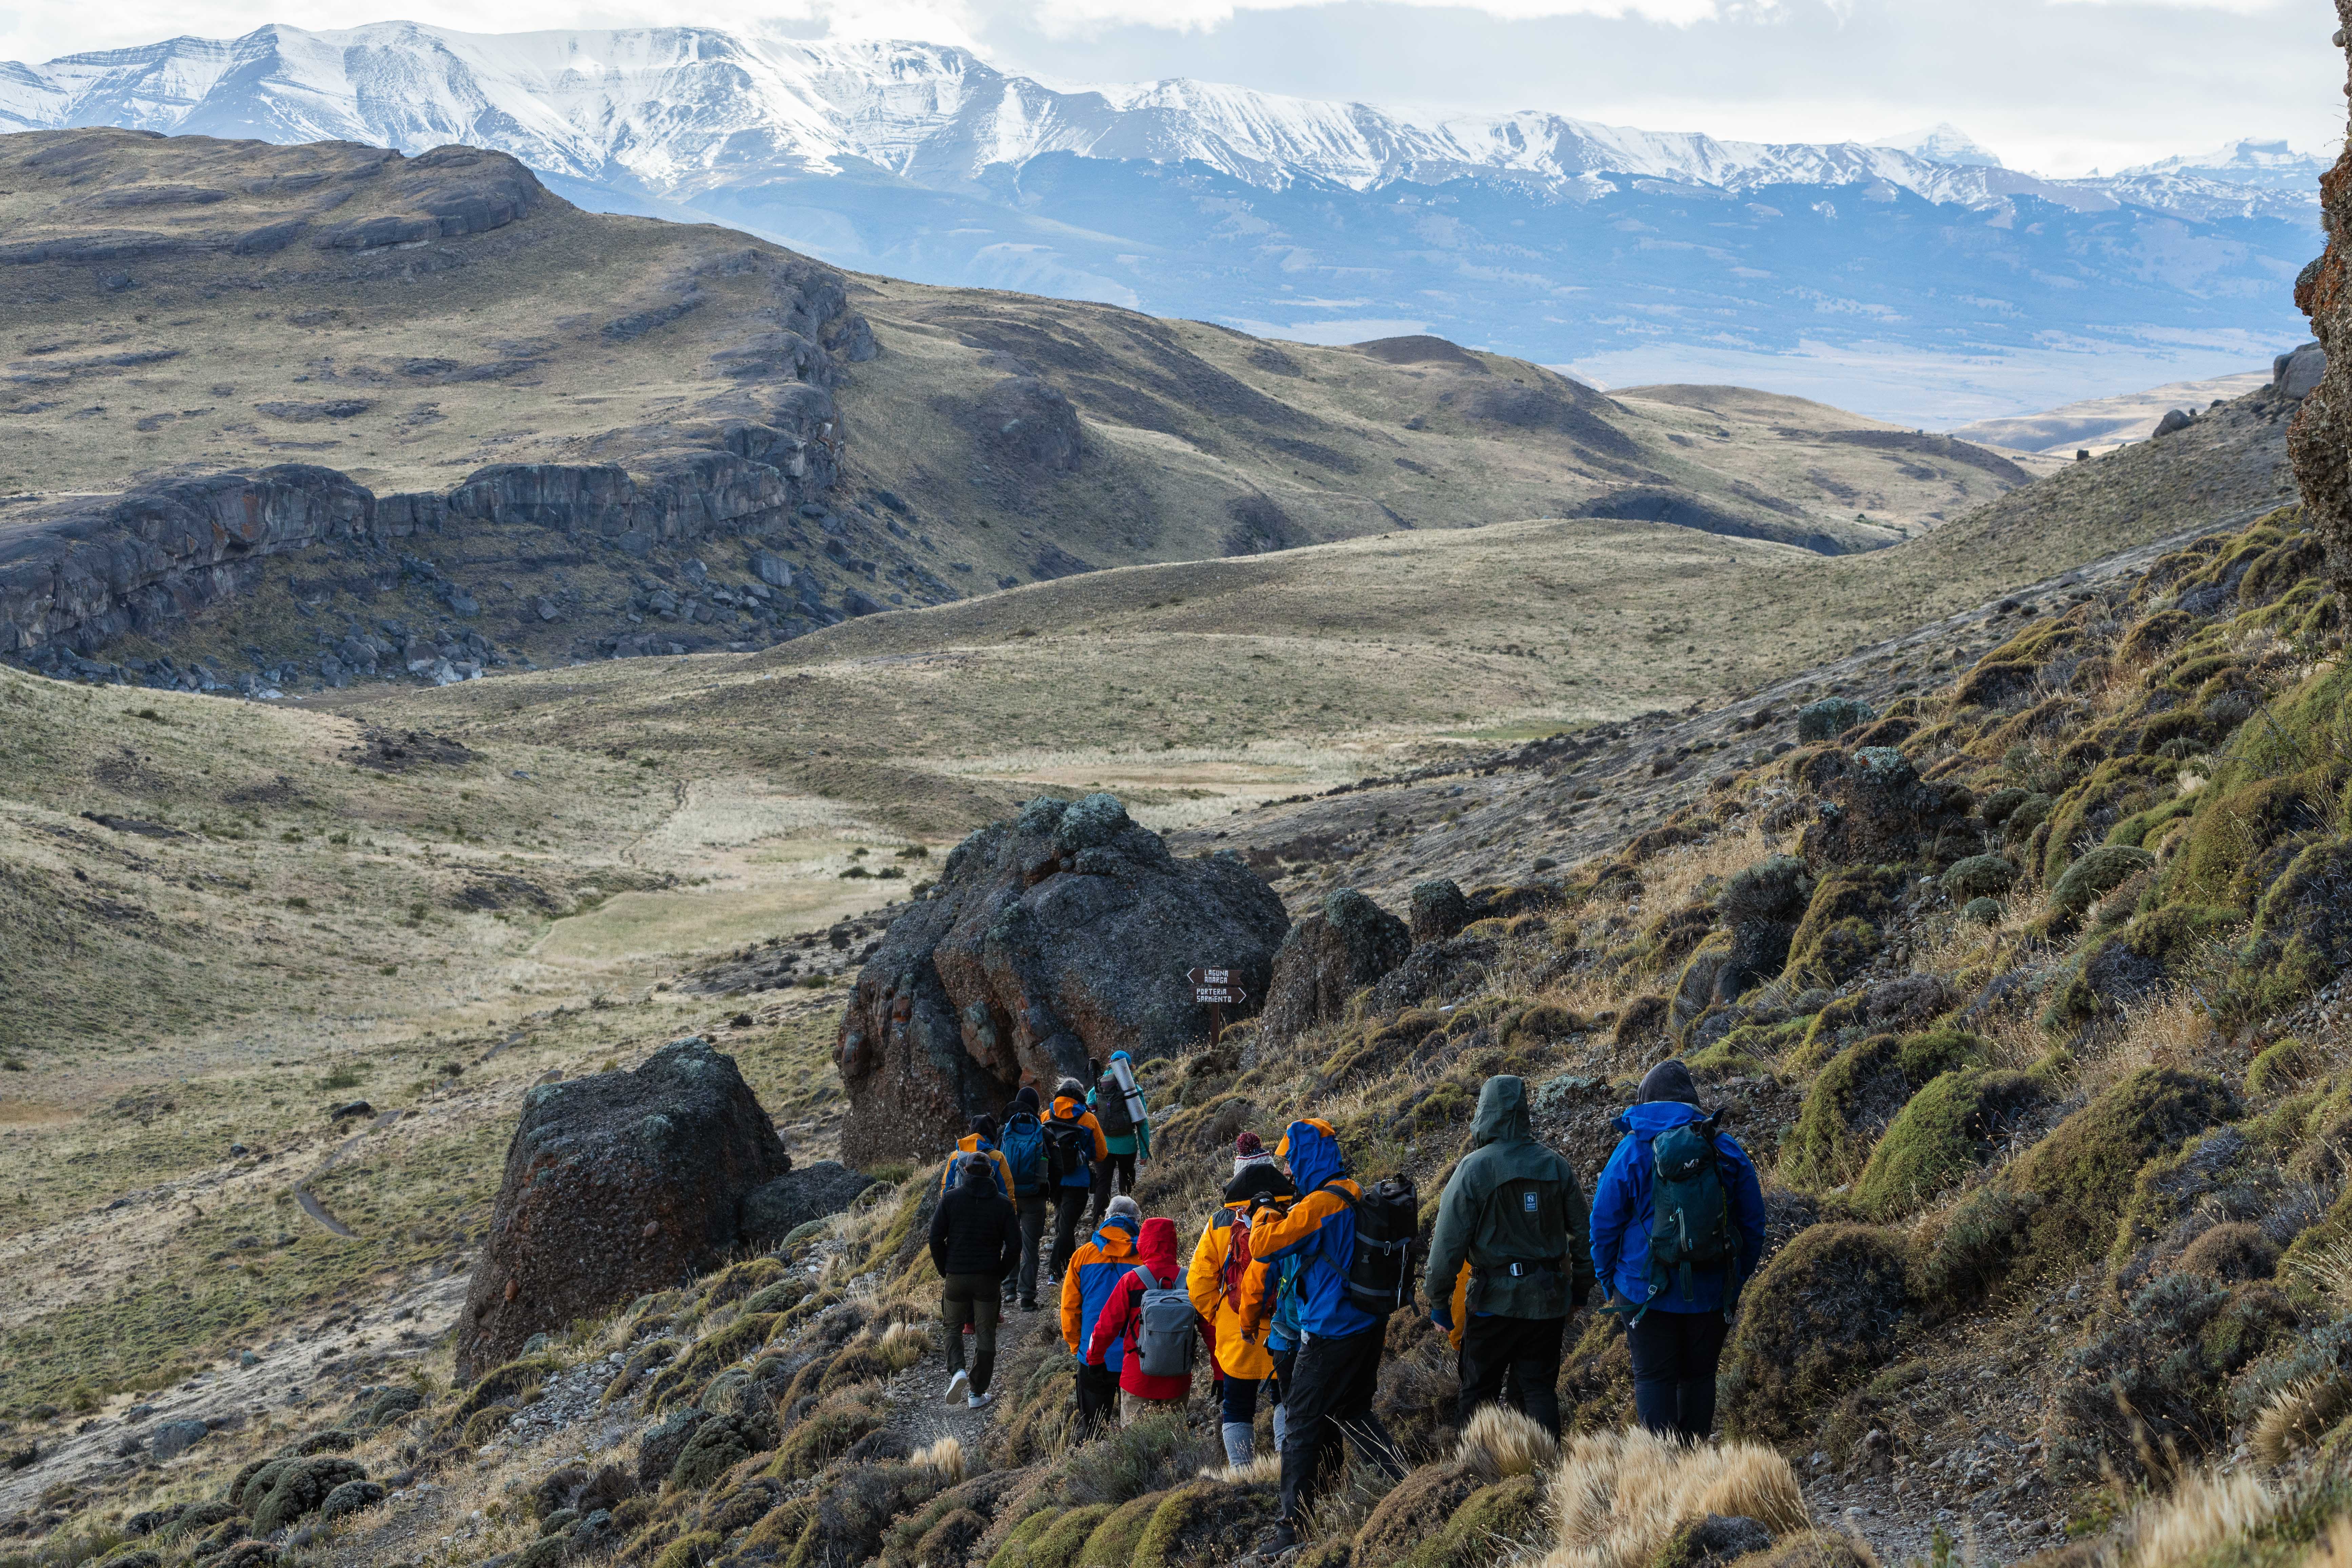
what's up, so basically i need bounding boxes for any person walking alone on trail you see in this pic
[1190,1135,1284,1467]
[1087,1050,1151,1225]
[1246,1119,1410,1551]
[1589,1059,1766,1444]
[937,1113,1014,1202]
[1088,1214,1196,1425]
[930,1152,1019,1409]
[1424,1075,1594,1437]
[998,1086,1053,1310]
[1061,1195,1141,1430]
[1045,1079,1109,1277]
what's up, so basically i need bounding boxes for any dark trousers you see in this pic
[1004,1195,1048,1304]
[1279,1325,1406,1524]
[1456,1314,1567,1436]
[1049,1185,1092,1276]
[1626,1307,1728,1443]
[1220,1371,1268,1425]
[1075,1359,1119,1430]
[1089,1151,1137,1223]
[941,1274,1001,1396]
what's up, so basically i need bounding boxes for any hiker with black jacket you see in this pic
[1425,1075,1594,1437]
[1588,1059,1767,1443]
[930,1151,1021,1410]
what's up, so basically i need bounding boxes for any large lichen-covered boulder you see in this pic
[1261,888,1412,1047]
[739,1162,884,1243]
[1796,747,1980,870]
[835,794,1289,1161]
[456,1037,791,1378]
[2291,29,2352,597]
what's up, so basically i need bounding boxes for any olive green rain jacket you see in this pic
[1424,1075,1596,1321]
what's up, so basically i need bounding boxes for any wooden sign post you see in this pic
[1188,967,1248,1048]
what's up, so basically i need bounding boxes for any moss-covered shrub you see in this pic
[1782,1030,1983,1191]
[1074,1491,1167,1568]
[2043,1273,2296,1483]
[646,1314,783,1410]
[2049,845,2156,916]
[669,1411,776,1492]
[768,1396,882,1481]
[1721,1225,1911,1442]
[442,1355,558,1431]
[252,1457,366,1535]
[1132,1478,1279,1568]
[1782,866,1904,990]
[1941,855,2018,899]
[1351,1463,1482,1568]
[1852,1068,2038,1221]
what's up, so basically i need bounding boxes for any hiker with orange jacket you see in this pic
[1245,1119,1409,1551]
[1044,1078,1110,1278]
[1061,1195,1140,1430]
[1189,1133,1287,1468]
[1086,1214,1195,1425]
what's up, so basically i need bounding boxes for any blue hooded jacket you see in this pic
[1251,1118,1377,1339]
[1069,1215,1141,1371]
[1588,1101,1767,1313]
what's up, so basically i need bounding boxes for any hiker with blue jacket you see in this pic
[1246,1118,1411,1551]
[1588,1060,1767,1444]
[1424,1075,1594,1437]
[997,1086,1053,1311]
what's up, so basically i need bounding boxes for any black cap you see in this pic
[1013,1085,1040,1113]
[1638,1059,1701,1107]
[970,1113,998,1142]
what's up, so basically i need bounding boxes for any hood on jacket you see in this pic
[1013,1084,1040,1113]
[1091,1215,1139,1255]
[1052,1093,1088,1120]
[956,1153,996,1190]
[1613,1100,1710,1137]
[1135,1215,1180,1277]
[1471,1075,1532,1149]
[1277,1118,1344,1192]
[1639,1059,1701,1106]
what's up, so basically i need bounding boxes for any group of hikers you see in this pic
[928,1051,1765,1551]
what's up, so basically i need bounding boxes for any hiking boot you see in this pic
[944,1369,969,1403]
[1019,1299,1039,1312]
[966,1391,995,1410]
[1266,1522,1297,1556]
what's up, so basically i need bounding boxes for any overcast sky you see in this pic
[3,0,2339,177]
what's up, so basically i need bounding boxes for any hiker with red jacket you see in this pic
[1189,1133,1286,1467]
[1246,1119,1410,1550]
[1086,1214,1195,1425]
[1589,1059,1767,1443]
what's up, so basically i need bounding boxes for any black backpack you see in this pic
[1094,1073,1135,1136]
[1042,1116,1093,1180]
[1332,1176,1419,1315]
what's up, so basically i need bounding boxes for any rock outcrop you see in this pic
[2293,18,2352,594]
[457,1037,792,1378]
[834,794,1289,1161]
[1260,888,1412,1046]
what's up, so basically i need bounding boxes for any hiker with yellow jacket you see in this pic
[1188,1132,1288,1468]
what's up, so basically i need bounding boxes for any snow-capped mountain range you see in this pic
[0,22,2315,220]
[0,21,2327,423]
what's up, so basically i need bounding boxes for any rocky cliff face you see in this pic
[834,794,1289,1160]
[2292,8,2352,595]
[0,128,876,691]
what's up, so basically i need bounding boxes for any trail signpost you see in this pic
[1188,967,1248,1046]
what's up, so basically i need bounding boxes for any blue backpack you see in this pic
[1000,1112,1048,1197]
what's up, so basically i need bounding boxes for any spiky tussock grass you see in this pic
[1458,1406,1556,1481]
[2114,1467,2276,1568]
[879,1320,935,1372]
[2253,1373,2352,1467]
[1199,1454,1283,1484]
[2293,1239,2352,1317]
[2303,1516,2352,1568]
[912,1436,965,1483]
[1543,1428,1808,1568]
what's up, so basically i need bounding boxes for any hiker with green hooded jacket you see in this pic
[1424,1075,1595,1437]
[1588,1059,1767,1443]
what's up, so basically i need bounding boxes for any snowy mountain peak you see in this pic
[2117,137,2333,192]
[1869,123,2003,168]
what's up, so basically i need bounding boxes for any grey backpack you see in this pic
[1133,1267,1197,1379]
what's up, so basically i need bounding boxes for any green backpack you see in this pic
[1645,1115,1733,1313]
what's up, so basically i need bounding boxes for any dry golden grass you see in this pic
[1544,1428,1809,1568]
[1458,1406,1557,1481]
[2251,1373,2352,1467]
[2305,1517,2352,1568]
[912,1435,966,1483]
[2113,1468,2276,1568]
[879,1320,936,1372]
[2080,986,2226,1096]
